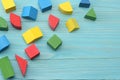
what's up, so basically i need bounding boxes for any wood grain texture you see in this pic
[0,0,120,79]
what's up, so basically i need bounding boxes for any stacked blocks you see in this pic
[79,0,90,8]
[47,34,62,50]
[48,14,60,31]
[0,17,8,31]
[22,6,38,20]
[25,44,40,60]
[0,56,14,79]
[0,35,10,52]
[1,0,16,13]
[59,1,73,15]
[22,26,43,44]
[66,18,80,32]
[38,0,52,12]
[84,8,96,21]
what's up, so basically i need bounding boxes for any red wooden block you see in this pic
[48,14,60,31]
[15,54,28,76]
[25,44,40,60]
[10,13,21,30]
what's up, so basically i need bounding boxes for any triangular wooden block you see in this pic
[84,8,96,21]
[48,14,60,31]
[15,54,28,76]
[10,13,21,30]
[0,17,8,31]
[79,0,90,8]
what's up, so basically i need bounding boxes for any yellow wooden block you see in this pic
[66,18,80,32]
[1,0,16,13]
[59,1,73,15]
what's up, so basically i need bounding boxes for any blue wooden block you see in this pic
[38,0,52,12]
[0,35,10,52]
[79,0,90,8]
[22,6,38,20]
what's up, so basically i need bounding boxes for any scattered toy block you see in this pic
[0,56,14,79]
[1,0,16,13]
[22,26,43,44]
[10,13,21,30]
[22,6,38,20]
[79,0,90,8]
[66,18,80,32]
[48,14,60,31]
[47,34,62,50]
[59,1,73,15]
[38,0,52,12]
[0,17,8,31]
[84,8,96,21]
[15,55,28,76]
[0,35,10,52]
[25,44,40,60]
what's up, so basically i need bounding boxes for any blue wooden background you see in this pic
[0,0,120,79]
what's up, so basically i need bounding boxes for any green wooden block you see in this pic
[0,56,14,79]
[0,17,8,31]
[47,34,62,50]
[84,8,96,21]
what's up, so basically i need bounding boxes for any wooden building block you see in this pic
[79,0,90,8]
[22,26,43,44]
[25,44,40,60]
[10,13,21,30]
[0,17,8,31]
[66,18,80,32]
[1,0,16,13]
[0,56,14,79]
[47,34,62,50]
[59,1,73,15]
[0,35,10,52]
[22,6,38,20]
[15,55,28,76]
[48,14,60,31]
[38,0,52,12]
[84,8,96,21]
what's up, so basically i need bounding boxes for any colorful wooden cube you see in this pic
[22,6,38,20]
[0,17,8,31]
[25,44,40,60]
[0,56,14,79]
[48,14,60,31]
[22,26,43,44]
[47,34,62,50]
[84,8,96,21]
[38,0,52,12]
[79,0,90,8]
[15,55,28,76]
[0,35,10,52]
[66,18,80,32]
[59,1,73,15]
[1,0,16,13]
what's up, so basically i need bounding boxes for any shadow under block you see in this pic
[22,26,43,44]
[66,18,80,32]
[0,56,14,79]
[10,13,21,30]
[22,6,38,20]
[25,44,40,60]
[38,0,52,12]
[15,55,28,76]
[47,34,62,50]
[59,1,73,15]
[0,17,8,31]
[84,8,96,21]
[79,0,90,8]
[1,0,16,13]
[48,14,60,31]
[0,35,10,52]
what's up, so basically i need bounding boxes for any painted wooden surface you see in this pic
[0,0,120,79]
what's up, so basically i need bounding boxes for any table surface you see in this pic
[0,0,120,79]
